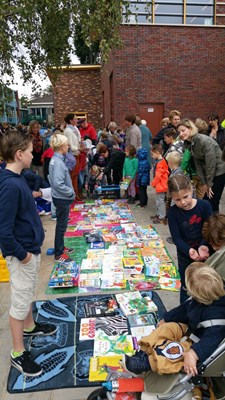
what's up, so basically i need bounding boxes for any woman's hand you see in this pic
[189,248,200,260]
[183,349,199,376]
[207,187,214,199]
[198,245,210,260]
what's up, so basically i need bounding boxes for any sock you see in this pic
[23,324,36,332]
[12,350,24,358]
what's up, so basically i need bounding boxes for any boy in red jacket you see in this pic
[151,144,169,224]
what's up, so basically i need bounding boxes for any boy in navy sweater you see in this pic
[0,130,56,377]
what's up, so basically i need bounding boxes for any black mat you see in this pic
[7,291,167,393]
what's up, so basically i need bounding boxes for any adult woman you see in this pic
[28,120,44,178]
[206,114,225,151]
[178,118,225,213]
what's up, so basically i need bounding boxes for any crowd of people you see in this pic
[0,110,225,384]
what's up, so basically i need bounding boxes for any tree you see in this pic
[0,0,131,85]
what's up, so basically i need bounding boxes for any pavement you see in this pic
[0,185,224,400]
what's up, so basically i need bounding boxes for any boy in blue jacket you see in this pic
[0,130,56,377]
[136,148,150,208]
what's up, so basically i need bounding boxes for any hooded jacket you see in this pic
[151,158,169,193]
[0,169,44,261]
[137,148,150,186]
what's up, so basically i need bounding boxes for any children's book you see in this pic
[122,257,144,269]
[101,275,127,290]
[48,262,80,287]
[130,325,155,342]
[89,355,124,382]
[80,258,102,272]
[128,278,160,291]
[116,292,158,316]
[84,297,118,317]
[89,242,105,249]
[93,332,134,356]
[79,315,128,340]
[128,313,158,327]
[159,277,181,291]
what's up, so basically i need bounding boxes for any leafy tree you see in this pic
[0,0,131,84]
[20,95,30,108]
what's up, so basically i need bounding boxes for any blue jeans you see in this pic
[53,197,72,257]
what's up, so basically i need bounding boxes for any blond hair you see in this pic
[185,263,225,305]
[177,118,198,137]
[166,151,182,166]
[50,134,68,151]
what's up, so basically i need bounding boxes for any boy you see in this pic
[163,128,183,158]
[0,130,56,377]
[136,148,150,208]
[166,151,183,177]
[123,263,225,376]
[151,144,169,224]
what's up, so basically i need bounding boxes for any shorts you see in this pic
[6,254,40,320]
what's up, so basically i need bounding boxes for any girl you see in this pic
[28,120,44,178]
[49,134,75,264]
[178,118,225,213]
[167,174,212,303]
[122,145,138,204]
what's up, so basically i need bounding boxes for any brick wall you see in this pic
[51,67,102,130]
[102,25,225,130]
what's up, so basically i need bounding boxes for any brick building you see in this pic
[50,1,225,136]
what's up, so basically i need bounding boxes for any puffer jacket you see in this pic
[151,158,169,193]
[137,148,150,186]
[191,134,225,187]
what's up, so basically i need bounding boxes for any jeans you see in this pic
[204,173,225,213]
[53,197,72,257]
[156,192,166,219]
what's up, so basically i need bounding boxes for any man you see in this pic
[124,113,141,150]
[152,110,181,153]
[78,118,97,144]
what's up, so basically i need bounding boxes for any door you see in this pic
[139,103,165,137]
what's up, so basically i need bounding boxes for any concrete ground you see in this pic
[0,186,224,400]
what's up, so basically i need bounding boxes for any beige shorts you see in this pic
[6,254,40,320]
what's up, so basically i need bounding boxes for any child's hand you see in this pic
[189,248,200,260]
[198,245,210,260]
[183,349,199,376]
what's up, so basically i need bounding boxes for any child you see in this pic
[166,151,183,177]
[167,174,212,303]
[122,145,138,204]
[85,165,103,198]
[0,130,56,377]
[151,144,169,223]
[123,263,225,376]
[136,148,150,208]
[163,128,183,158]
[49,134,75,263]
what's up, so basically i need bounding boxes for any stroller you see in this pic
[87,338,225,400]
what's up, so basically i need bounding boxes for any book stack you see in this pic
[48,261,80,288]
[115,291,158,317]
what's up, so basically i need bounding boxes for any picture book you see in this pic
[89,355,124,382]
[89,242,105,249]
[116,292,158,316]
[128,278,160,291]
[84,297,118,318]
[122,257,144,269]
[143,239,165,249]
[93,332,134,356]
[159,276,181,291]
[123,249,142,258]
[79,315,128,341]
[130,325,155,342]
[128,313,158,327]
[48,261,80,287]
[101,276,127,290]
[80,258,102,272]
[102,233,118,243]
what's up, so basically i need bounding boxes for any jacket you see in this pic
[164,296,225,363]
[190,134,225,187]
[206,125,225,151]
[22,169,49,191]
[206,246,225,280]
[125,124,142,150]
[64,125,80,156]
[123,156,138,179]
[0,169,44,260]
[106,148,126,173]
[180,142,197,178]
[137,148,150,186]
[151,158,169,193]
[79,123,97,143]
[49,153,75,201]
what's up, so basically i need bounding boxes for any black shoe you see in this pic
[166,236,174,244]
[127,197,135,204]
[10,350,43,377]
[122,350,150,375]
[23,322,57,337]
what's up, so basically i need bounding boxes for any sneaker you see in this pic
[23,322,57,337]
[55,253,74,263]
[64,246,74,254]
[152,217,167,225]
[150,214,158,220]
[121,350,150,375]
[10,350,43,377]
[51,215,57,221]
[44,211,51,216]
[38,209,45,216]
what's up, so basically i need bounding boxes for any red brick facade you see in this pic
[50,66,102,130]
[102,25,225,135]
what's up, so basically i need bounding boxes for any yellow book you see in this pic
[89,355,123,382]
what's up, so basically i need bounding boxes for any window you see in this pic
[122,0,214,25]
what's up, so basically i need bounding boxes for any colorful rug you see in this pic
[7,291,166,394]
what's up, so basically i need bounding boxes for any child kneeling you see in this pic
[123,262,225,376]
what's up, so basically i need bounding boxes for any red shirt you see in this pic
[80,123,97,141]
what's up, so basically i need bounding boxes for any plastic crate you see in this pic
[95,185,121,199]
[0,256,10,282]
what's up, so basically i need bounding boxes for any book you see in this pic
[84,298,118,317]
[128,313,158,327]
[89,355,124,382]
[93,332,134,356]
[159,276,181,291]
[130,325,155,342]
[116,292,158,316]
[48,261,80,287]
[79,315,128,340]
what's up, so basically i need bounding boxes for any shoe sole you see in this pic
[23,327,57,337]
[119,355,144,377]
[11,359,43,377]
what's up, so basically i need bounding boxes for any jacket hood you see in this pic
[0,168,21,184]
[137,148,148,160]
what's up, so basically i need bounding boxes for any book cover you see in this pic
[79,315,128,340]
[89,355,124,382]
[116,292,158,316]
[128,313,158,327]
[159,276,181,291]
[84,298,118,318]
[130,325,155,342]
[93,332,134,356]
[122,257,144,268]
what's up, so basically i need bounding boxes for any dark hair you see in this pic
[168,174,192,194]
[98,144,108,154]
[64,113,76,124]
[164,128,177,140]
[127,145,136,158]
[125,113,136,124]
[202,214,225,248]
[208,114,219,123]
[0,130,33,162]
[151,144,163,155]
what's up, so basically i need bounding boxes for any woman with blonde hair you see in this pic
[178,118,225,213]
